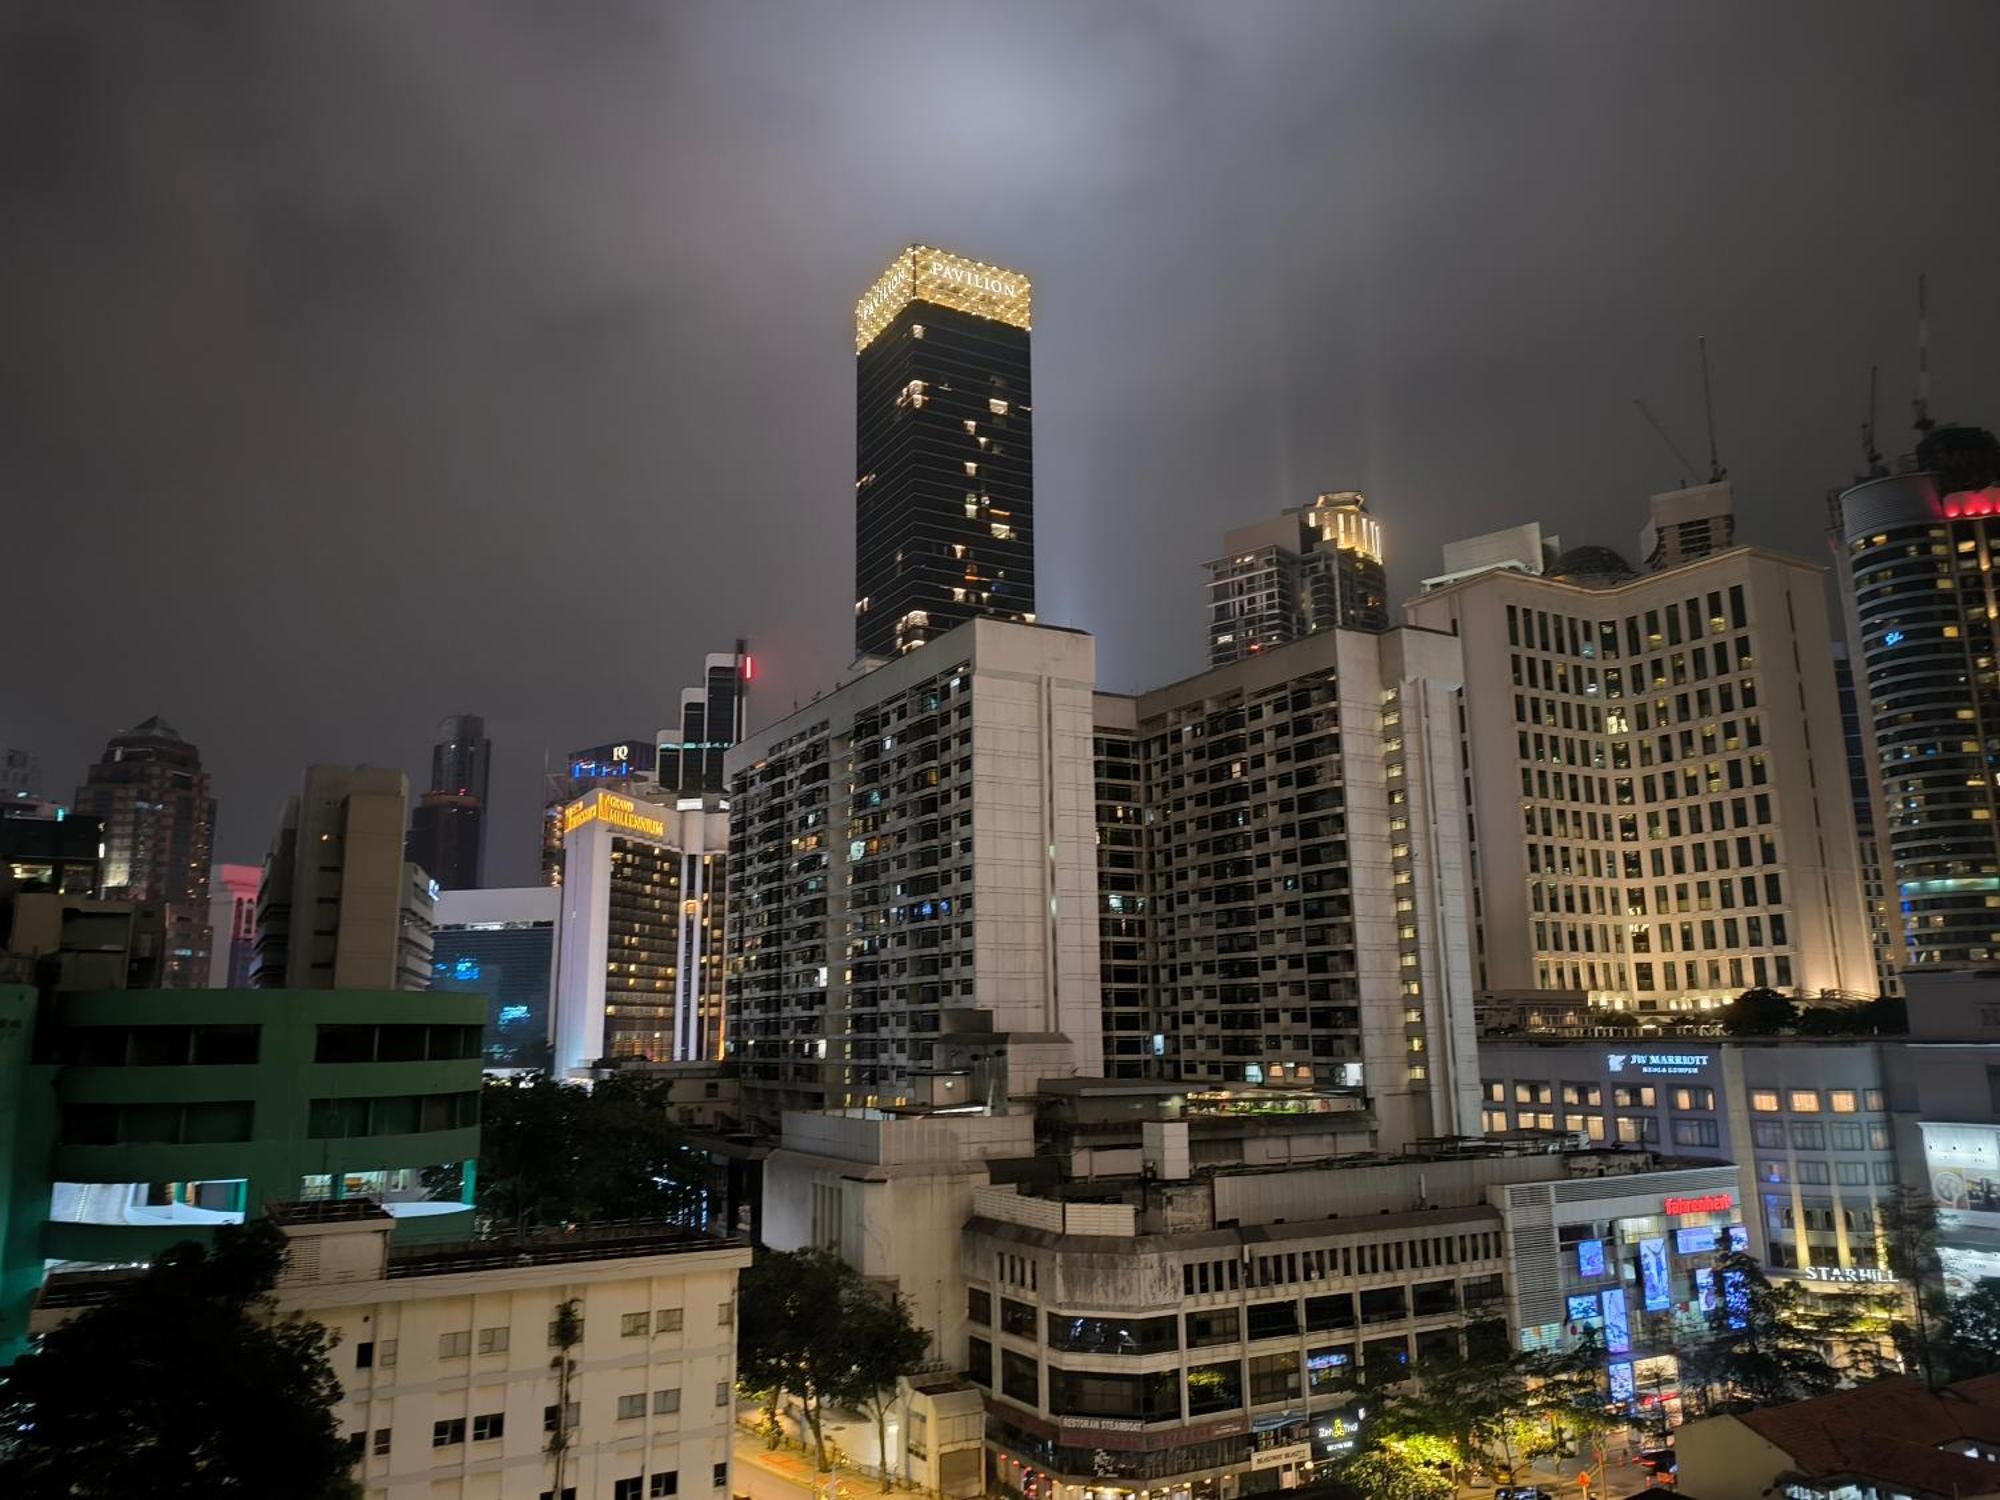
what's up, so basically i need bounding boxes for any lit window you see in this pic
[1750,1090,1780,1112]
[1789,1090,1821,1114]
[1828,1090,1859,1113]
[989,397,1009,416]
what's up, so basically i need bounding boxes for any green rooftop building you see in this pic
[0,984,483,1361]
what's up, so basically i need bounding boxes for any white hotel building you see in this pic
[1406,526,1873,1012]
[553,788,728,1076]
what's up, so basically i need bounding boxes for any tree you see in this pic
[1327,1448,1453,1500]
[0,1220,354,1499]
[1689,1250,1841,1407]
[1795,1004,1862,1036]
[469,1072,706,1234]
[1862,993,1909,1035]
[830,1284,931,1488]
[1721,987,1797,1035]
[1372,1350,1522,1481]
[546,1297,583,1498]
[1933,1278,2000,1380]
[1522,1329,1621,1480]
[735,1248,858,1471]
[1879,1187,1945,1385]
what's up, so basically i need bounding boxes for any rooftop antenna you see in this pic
[1632,397,1697,488]
[1698,336,1726,483]
[1914,272,1935,432]
[1862,364,1885,477]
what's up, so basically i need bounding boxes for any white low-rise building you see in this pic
[34,1203,751,1500]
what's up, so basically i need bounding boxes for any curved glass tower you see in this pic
[1836,422,2000,968]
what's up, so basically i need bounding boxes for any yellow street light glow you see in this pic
[855,245,1032,352]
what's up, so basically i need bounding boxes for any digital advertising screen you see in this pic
[1695,1266,1717,1314]
[1567,1294,1602,1327]
[1726,1224,1750,1253]
[1639,1237,1672,1312]
[1577,1238,1608,1278]
[1923,1122,2000,1231]
[1675,1226,1718,1255]
[1608,1362,1635,1404]
[1724,1269,1750,1330]
[1602,1289,1631,1353]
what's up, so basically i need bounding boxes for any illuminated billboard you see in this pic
[1602,1290,1631,1354]
[561,790,668,841]
[1577,1239,1607,1278]
[855,245,1032,351]
[1923,1122,2000,1231]
[1639,1238,1671,1313]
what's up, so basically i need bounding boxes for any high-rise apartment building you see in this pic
[1092,625,1481,1144]
[726,618,1102,1122]
[541,738,656,886]
[1204,491,1388,666]
[1833,420,2000,970]
[659,646,751,798]
[552,788,726,1074]
[253,766,435,991]
[407,713,490,891]
[432,885,558,1070]
[1406,526,1874,1012]
[72,716,216,988]
[205,862,261,988]
[854,246,1034,659]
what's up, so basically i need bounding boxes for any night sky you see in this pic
[7,1,2000,887]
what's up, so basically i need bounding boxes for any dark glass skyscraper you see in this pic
[659,644,751,797]
[407,713,489,891]
[853,246,1034,659]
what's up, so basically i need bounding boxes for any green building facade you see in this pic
[1,985,483,1360]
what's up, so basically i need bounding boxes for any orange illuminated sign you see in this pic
[562,790,667,840]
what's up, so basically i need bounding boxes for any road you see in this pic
[732,1429,873,1500]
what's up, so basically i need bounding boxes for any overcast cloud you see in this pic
[6,1,1999,884]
